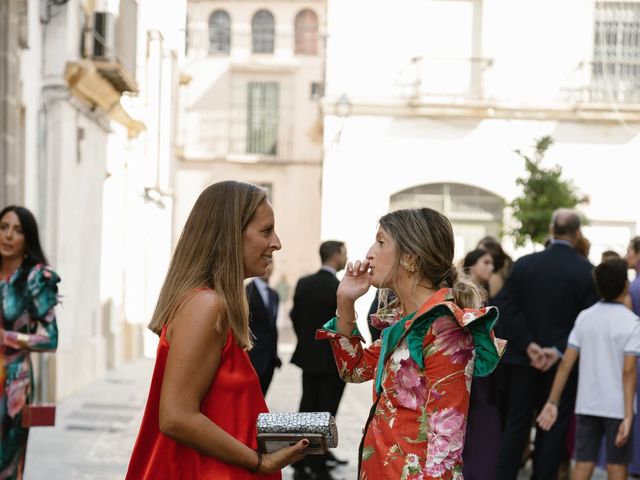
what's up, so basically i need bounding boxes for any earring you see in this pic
[400,257,418,274]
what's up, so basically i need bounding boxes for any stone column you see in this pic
[0,0,24,206]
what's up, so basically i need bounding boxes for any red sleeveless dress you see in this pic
[126,324,281,479]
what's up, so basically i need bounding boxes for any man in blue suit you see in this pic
[247,265,281,395]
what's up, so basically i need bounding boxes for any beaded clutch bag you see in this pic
[256,412,338,454]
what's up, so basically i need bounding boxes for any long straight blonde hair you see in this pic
[148,181,267,349]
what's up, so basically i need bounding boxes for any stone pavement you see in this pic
[25,343,606,479]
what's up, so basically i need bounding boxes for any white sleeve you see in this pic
[624,319,640,356]
[567,315,581,351]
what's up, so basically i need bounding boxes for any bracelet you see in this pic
[336,308,358,325]
[249,449,263,474]
[548,399,559,407]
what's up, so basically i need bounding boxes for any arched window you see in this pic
[209,10,231,54]
[294,9,318,55]
[252,10,275,54]
[390,183,505,255]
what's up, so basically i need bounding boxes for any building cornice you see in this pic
[177,151,323,167]
[322,97,640,123]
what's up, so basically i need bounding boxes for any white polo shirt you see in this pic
[568,301,640,419]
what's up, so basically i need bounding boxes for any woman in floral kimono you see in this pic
[0,206,59,479]
[316,208,505,479]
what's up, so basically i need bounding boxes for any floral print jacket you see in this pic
[316,288,505,480]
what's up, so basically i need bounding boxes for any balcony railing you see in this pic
[563,60,640,105]
[393,56,494,104]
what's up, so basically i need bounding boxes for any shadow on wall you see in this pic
[551,122,638,145]
[384,117,481,141]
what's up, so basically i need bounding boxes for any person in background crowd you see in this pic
[247,264,281,395]
[628,237,640,316]
[576,236,591,259]
[476,237,514,432]
[601,250,621,263]
[317,208,504,479]
[537,259,639,480]
[624,236,640,476]
[461,248,502,480]
[367,292,382,343]
[126,181,307,479]
[462,248,494,291]
[477,237,513,300]
[497,209,598,480]
[0,206,60,479]
[290,241,349,480]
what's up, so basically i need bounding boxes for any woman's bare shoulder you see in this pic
[170,289,226,339]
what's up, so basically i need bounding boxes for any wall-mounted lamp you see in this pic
[335,94,353,118]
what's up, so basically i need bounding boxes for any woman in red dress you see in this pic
[126,181,308,479]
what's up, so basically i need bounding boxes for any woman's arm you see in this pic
[159,290,306,474]
[316,323,381,383]
[314,259,380,383]
[1,309,57,352]
[2,265,59,352]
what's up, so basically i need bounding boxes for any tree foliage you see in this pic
[509,136,586,247]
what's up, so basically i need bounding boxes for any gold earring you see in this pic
[400,257,418,274]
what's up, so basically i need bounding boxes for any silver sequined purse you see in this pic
[256,412,339,454]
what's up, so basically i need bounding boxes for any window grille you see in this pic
[246,82,280,155]
[294,9,319,55]
[592,2,640,102]
[209,10,231,54]
[252,10,275,54]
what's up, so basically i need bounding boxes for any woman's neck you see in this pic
[396,278,437,315]
[0,256,23,279]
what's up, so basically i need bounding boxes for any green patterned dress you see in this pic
[0,264,59,479]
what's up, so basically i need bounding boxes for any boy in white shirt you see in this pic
[537,258,640,480]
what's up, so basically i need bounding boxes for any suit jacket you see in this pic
[501,242,598,365]
[290,269,340,375]
[247,280,280,379]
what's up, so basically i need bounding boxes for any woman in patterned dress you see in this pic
[316,208,505,479]
[0,206,59,479]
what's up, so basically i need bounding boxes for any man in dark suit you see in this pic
[247,265,281,395]
[290,241,348,480]
[497,209,599,480]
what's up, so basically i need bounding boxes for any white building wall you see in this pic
[14,0,184,398]
[322,0,640,328]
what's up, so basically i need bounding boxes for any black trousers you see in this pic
[258,365,275,396]
[497,363,577,480]
[294,371,346,473]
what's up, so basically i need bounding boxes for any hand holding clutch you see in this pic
[256,412,338,454]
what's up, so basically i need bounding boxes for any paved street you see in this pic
[26,342,606,479]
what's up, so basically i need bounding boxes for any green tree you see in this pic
[509,136,586,247]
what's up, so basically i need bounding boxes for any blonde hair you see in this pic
[378,208,483,309]
[148,181,267,349]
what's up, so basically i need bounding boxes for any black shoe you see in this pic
[325,451,348,467]
[309,468,342,480]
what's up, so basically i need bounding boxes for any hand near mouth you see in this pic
[337,259,372,302]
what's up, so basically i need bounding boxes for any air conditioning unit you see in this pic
[92,11,116,60]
